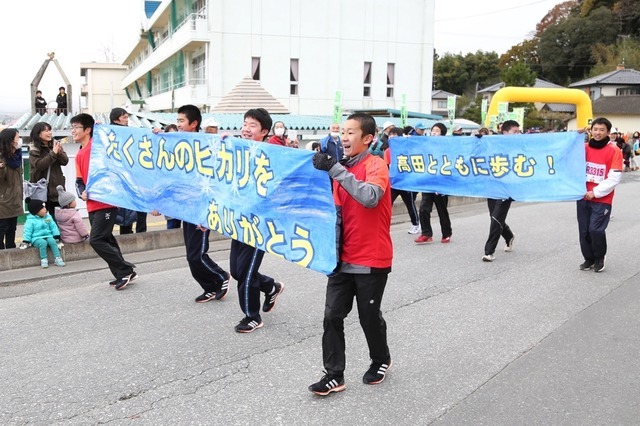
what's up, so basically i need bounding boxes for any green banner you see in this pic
[481,98,488,125]
[498,102,509,124]
[447,95,456,125]
[401,94,408,127]
[513,107,525,129]
[332,90,342,124]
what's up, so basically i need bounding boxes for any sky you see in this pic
[0,0,565,117]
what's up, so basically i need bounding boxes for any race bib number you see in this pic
[586,162,606,183]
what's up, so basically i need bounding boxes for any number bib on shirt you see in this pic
[586,161,606,183]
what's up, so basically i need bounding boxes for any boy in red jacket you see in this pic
[309,113,393,396]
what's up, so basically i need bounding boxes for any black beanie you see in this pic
[26,198,46,216]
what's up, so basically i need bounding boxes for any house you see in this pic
[567,95,640,133]
[569,67,640,101]
[119,0,436,115]
[431,90,458,117]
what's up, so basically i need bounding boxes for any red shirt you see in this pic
[333,154,393,268]
[75,140,114,212]
[585,141,623,205]
[267,135,287,146]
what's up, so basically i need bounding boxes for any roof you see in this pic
[350,108,443,120]
[592,95,640,115]
[431,90,459,99]
[569,68,640,87]
[478,78,562,94]
[540,103,576,113]
[212,77,289,114]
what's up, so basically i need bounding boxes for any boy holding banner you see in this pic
[578,117,622,272]
[232,108,285,333]
[309,113,392,396]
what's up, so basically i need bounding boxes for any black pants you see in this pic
[119,211,148,234]
[230,240,276,321]
[577,199,611,261]
[46,200,60,224]
[0,217,18,249]
[419,192,452,238]
[322,272,390,377]
[484,198,514,255]
[183,222,228,292]
[391,189,418,226]
[89,208,135,279]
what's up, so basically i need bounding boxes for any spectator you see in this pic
[319,123,344,161]
[202,117,220,134]
[55,86,68,115]
[55,185,89,244]
[268,121,289,146]
[20,198,65,268]
[409,122,427,136]
[35,90,47,115]
[29,122,69,221]
[0,128,24,249]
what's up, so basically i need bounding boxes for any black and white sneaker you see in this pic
[195,291,216,303]
[308,372,345,396]
[110,271,137,286]
[263,282,284,312]
[235,317,264,333]
[594,257,606,273]
[216,274,230,300]
[114,273,135,290]
[362,360,392,385]
[579,260,595,271]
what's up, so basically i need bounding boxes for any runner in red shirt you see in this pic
[309,113,392,396]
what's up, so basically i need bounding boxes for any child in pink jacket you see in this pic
[55,185,89,243]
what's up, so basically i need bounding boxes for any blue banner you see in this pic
[389,132,586,201]
[88,125,337,275]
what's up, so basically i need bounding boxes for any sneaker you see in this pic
[263,282,284,312]
[441,236,451,243]
[594,257,605,273]
[54,257,65,267]
[579,260,595,271]
[110,271,137,286]
[414,235,433,245]
[308,372,345,396]
[195,291,216,303]
[408,224,420,234]
[482,254,495,262]
[235,317,264,333]
[363,360,392,385]
[504,235,515,252]
[216,273,231,300]
[41,259,49,268]
[114,273,135,290]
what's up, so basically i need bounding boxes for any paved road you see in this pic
[2,174,640,425]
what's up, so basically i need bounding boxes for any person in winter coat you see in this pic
[28,122,69,220]
[54,185,89,243]
[20,198,65,268]
[0,128,24,249]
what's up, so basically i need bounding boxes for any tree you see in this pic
[501,62,537,87]
[537,6,618,84]
[433,51,500,95]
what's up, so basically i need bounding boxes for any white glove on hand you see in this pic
[19,242,29,250]
[57,241,64,250]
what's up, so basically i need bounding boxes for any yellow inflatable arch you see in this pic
[485,87,593,129]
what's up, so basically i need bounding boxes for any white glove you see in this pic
[57,241,64,250]
[19,242,29,250]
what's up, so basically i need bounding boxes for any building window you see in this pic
[437,100,447,109]
[363,62,371,97]
[616,87,640,96]
[386,63,395,98]
[192,54,206,85]
[290,58,299,95]
[252,57,261,80]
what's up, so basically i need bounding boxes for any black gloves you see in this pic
[313,152,337,171]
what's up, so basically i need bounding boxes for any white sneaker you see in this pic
[482,254,495,262]
[504,235,515,252]
[408,225,420,234]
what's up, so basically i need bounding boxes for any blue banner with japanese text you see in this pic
[389,132,586,201]
[87,125,338,275]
